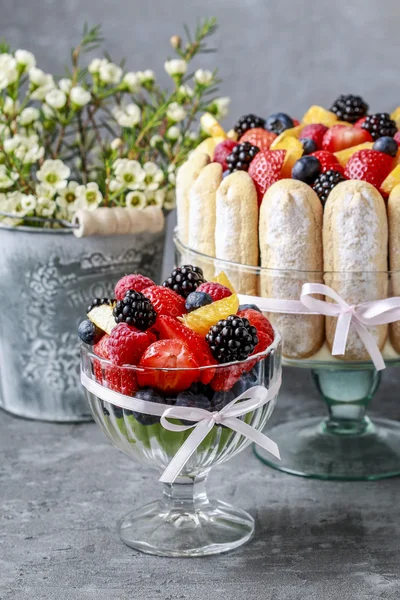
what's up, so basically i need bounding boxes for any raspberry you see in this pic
[237,308,274,354]
[114,274,155,300]
[93,334,110,383]
[300,124,328,149]
[310,150,344,174]
[143,285,186,319]
[108,322,152,366]
[197,282,232,302]
[93,334,137,394]
[213,140,238,171]
[345,149,394,190]
[248,149,286,205]
[394,131,400,145]
[239,128,277,151]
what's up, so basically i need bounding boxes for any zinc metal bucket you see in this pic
[0,225,166,422]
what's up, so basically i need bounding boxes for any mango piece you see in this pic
[270,125,304,148]
[302,105,338,127]
[212,271,236,293]
[227,128,239,141]
[334,142,373,167]
[272,136,304,178]
[200,113,227,139]
[381,165,400,194]
[191,136,225,160]
[391,107,400,129]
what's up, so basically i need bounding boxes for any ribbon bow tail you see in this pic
[331,309,353,357]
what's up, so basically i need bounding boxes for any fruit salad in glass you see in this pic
[79,265,281,556]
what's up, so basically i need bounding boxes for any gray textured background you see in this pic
[2,0,400,273]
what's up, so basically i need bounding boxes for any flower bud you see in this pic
[170,35,181,49]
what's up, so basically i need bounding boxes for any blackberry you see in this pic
[87,297,115,313]
[163,265,205,298]
[362,113,397,140]
[206,314,258,364]
[226,142,259,173]
[330,94,368,124]
[312,169,346,205]
[113,290,156,330]
[234,114,266,136]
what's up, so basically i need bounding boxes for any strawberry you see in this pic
[213,140,238,171]
[137,339,200,393]
[142,285,186,320]
[108,322,152,366]
[210,364,245,392]
[93,333,137,395]
[394,131,400,145]
[322,124,372,153]
[156,315,216,384]
[300,124,328,149]
[354,116,368,128]
[93,334,110,383]
[310,150,344,174]
[197,282,232,302]
[345,149,394,190]
[114,274,155,300]
[239,127,277,151]
[237,309,274,354]
[248,149,286,205]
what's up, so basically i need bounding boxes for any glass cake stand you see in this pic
[174,233,400,481]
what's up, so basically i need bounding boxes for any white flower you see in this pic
[150,134,163,148]
[164,59,187,77]
[213,96,231,119]
[143,161,164,191]
[99,61,122,85]
[70,86,91,107]
[164,188,176,210]
[145,188,166,207]
[56,180,78,205]
[166,126,181,142]
[0,165,19,189]
[0,54,18,90]
[110,137,123,150]
[19,107,40,126]
[137,70,155,85]
[122,72,140,93]
[88,58,108,74]
[113,159,145,190]
[58,78,72,93]
[0,124,10,137]
[108,179,121,192]
[113,103,141,128]
[15,49,36,71]
[42,104,55,119]
[36,196,56,217]
[167,102,186,123]
[5,133,44,164]
[125,190,146,209]
[178,84,194,99]
[36,183,55,199]
[36,159,70,190]
[75,182,103,211]
[3,96,19,115]
[45,89,67,109]
[20,194,37,213]
[29,67,53,87]
[194,68,213,86]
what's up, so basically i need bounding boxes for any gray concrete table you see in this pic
[1,368,400,600]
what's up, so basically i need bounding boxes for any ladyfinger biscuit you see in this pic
[215,171,259,294]
[176,153,210,245]
[324,180,388,360]
[387,184,400,352]
[188,162,222,280]
[259,179,324,358]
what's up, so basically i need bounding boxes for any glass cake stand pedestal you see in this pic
[254,356,400,481]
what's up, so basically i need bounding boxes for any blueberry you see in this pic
[111,405,123,419]
[175,391,213,426]
[78,319,103,345]
[238,303,262,313]
[266,112,294,135]
[373,136,398,157]
[300,137,317,155]
[185,291,213,313]
[131,388,166,425]
[292,156,321,184]
[222,170,231,179]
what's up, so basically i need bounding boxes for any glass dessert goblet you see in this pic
[80,334,281,557]
[174,234,400,481]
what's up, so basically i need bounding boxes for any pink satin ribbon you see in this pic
[81,371,281,484]
[239,283,400,371]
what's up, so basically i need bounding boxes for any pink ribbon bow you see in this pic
[239,283,400,371]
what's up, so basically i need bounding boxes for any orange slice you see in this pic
[302,105,338,127]
[212,271,236,293]
[381,165,400,194]
[270,125,304,148]
[180,293,239,336]
[334,142,373,167]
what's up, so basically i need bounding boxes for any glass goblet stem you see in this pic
[161,473,210,515]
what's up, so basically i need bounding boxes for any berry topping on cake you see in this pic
[113,290,157,330]
[213,140,238,171]
[163,265,206,298]
[234,113,266,136]
[248,149,286,205]
[78,319,104,345]
[300,137,318,155]
[265,112,294,135]
[299,124,328,149]
[114,274,155,300]
[373,136,399,157]
[239,128,277,150]
[344,149,394,190]
[329,94,369,123]
[143,285,187,318]
[226,142,260,173]
[87,297,115,313]
[108,322,152,366]
[362,113,397,140]
[310,150,344,174]
[321,124,372,152]
[185,291,213,313]
[291,155,321,184]
[312,169,347,204]
[206,315,258,363]
[197,281,232,302]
